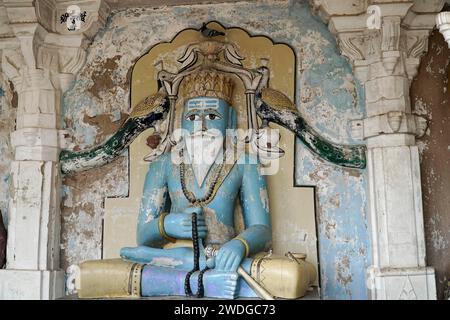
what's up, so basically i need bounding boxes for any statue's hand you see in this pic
[164,207,207,240]
[212,239,246,272]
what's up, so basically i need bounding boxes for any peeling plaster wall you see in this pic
[62,0,370,299]
[0,76,16,228]
[293,3,369,299]
[410,29,450,300]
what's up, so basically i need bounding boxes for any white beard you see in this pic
[184,129,224,187]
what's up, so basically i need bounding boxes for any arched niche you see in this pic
[102,22,319,287]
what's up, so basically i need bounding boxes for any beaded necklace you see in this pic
[180,148,226,297]
[183,212,209,298]
[179,148,225,206]
[179,145,238,298]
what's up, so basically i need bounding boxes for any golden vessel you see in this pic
[250,252,316,299]
[78,259,142,298]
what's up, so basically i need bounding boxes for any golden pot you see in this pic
[250,252,316,299]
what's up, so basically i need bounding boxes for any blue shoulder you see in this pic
[147,152,171,173]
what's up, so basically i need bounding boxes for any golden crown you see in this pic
[180,70,234,104]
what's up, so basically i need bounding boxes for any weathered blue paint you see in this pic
[121,97,270,298]
[289,1,370,300]
[62,0,370,299]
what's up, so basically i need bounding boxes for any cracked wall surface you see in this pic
[410,29,450,300]
[61,0,369,299]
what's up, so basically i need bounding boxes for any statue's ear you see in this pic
[228,105,237,129]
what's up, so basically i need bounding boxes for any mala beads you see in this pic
[184,211,209,298]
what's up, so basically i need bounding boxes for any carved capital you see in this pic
[311,1,444,83]
[1,47,23,88]
[0,0,110,93]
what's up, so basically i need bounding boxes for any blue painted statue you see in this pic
[68,51,317,300]
[120,70,271,299]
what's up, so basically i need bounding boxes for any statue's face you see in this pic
[182,97,232,138]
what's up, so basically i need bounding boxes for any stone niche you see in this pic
[102,22,320,288]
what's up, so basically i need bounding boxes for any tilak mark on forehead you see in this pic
[187,98,220,110]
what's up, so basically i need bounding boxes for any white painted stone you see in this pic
[362,113,428,139]
[6,160,60,271]
[0,270,65,300]
[367,267,436,300]
[367,146,426,268]
[436,12,450,48]
[11,127,68,161]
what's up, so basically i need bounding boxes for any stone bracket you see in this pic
[350,112,428,140]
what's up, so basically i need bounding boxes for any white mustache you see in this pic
[188,129,222,138]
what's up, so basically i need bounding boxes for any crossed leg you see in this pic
[120,245,258,299]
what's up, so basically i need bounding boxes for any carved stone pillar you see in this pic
[0,0,109,299]
[436,11,450,47]
[311,0,444,299]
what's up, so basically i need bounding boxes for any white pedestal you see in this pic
[0,270,65,300]
[367,266,436,300]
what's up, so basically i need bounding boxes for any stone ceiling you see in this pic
[105,0,246,9]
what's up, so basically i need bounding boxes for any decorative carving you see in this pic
[180,70,234,104]
[60,26,368,175]
[177,41,244,72]
[382,51,400,75]
[399,277,417,300]
[337,34,365,62]
[436,12,450,48]
[387,111,403,133]
[407,35,428,59]
[381,17,401,52]
[1,48,24,86]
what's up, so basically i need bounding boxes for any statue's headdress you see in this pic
[180,70,234,105]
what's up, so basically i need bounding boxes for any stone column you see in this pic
[0,0,109,299]
[436,11,450,47]
[311,0,444,299]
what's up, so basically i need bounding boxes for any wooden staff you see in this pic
[237,266,275,300]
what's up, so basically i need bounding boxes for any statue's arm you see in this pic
[237,154,272,255]
[213,154,272,272]
[136,154,170,247]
